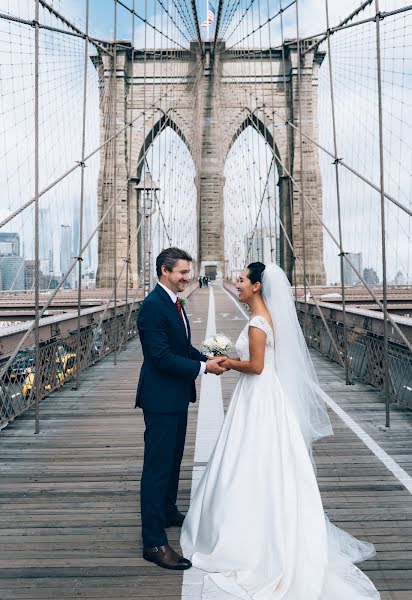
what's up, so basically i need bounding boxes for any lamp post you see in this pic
[136,172,160,297]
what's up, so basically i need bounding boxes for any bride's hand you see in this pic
[219,357,231,370]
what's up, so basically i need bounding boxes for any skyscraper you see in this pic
[60,225,72,289]
[343,252,363,286]
[245,228,276,265]
[1,256,25,290]
[0,232,20,257]
[39,208,53,273]
[363,267,379,285]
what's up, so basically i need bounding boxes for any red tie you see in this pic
[176,298,185,324]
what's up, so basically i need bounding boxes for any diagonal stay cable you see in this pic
[0,58,204,230]
[226,0,296,51]
[229,105,411,352]
[216,63,347,367]
[190,0,203,51]
[166,0,196,40]
[212,0,224,52]
[270,110,412,218]
[116,0,195,53]
[224,0,257,44]
[219,4,412,58]
[264,137,412,353]
[0,9,113,57]
[298,3,412,52]
[153,0,193,46]
[0,54,205,377]
[41,0,193,53]
[220,0,242,40]
[302,0,374,55]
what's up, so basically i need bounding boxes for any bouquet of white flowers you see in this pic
[202,333,233,356]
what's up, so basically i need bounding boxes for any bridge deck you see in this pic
[0,285,411,599]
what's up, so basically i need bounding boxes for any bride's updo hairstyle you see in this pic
[247,262,266,288]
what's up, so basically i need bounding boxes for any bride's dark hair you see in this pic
[247,262,266,284]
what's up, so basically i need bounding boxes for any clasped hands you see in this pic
[205,355,231,376]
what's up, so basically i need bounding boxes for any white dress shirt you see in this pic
[158,282,206,377]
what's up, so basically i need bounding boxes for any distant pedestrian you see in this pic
[198,276,203,288]
[203,276,208,287]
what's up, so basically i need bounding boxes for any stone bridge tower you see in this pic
[93,40,326,287]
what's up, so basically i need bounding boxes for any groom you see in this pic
[136,247,226,570]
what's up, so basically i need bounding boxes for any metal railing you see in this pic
[297,301,412,410]
[0,300,140,430]
[0,279,199,431]
[223,280,412,412]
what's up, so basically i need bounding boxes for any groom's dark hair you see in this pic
[156,247,193,278]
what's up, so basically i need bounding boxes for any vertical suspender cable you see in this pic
[113,0,118,365]
[149,0,157,289]
[74,0,89,389]
[280,0,297,294]
[295,0,308,317]
[325,0,351,384]
[142,0,148,296]
[374,0,390,427]
[265,0,276,264]
[124,0,135,350]
[34,0,40,434]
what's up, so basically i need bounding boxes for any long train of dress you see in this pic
[181,316,380,599]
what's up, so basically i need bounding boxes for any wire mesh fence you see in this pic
[298,305,412,409]
[0,302,139,429]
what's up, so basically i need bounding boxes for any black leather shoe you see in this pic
[166,511,185,528]
[143,544,192,570]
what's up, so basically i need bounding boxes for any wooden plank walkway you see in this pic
[0,285,411,599]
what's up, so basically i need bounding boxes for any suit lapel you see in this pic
[155,284,188,343]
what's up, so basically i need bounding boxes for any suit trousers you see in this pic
[141,410,188,548]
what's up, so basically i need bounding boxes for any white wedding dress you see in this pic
[181,315,380,600]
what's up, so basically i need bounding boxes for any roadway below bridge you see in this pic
[0,284,411,599]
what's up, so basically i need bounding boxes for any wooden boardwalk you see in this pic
[0,285,412,599]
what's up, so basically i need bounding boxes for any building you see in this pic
[60,225,72,289]
[0,232,24,289]
[394,270,405,286]
[0,256,25,290]
[245,228,277,265]
[0,232,20,257]
[343,252,363,286]
[363,267,379,285]
[39,208,53,274]
[81,269,96,290]
[25,260,60,290]
[24,260,35,290]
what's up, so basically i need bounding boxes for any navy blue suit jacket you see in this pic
[135,284,208,413]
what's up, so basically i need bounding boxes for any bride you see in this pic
[180,262,380,599]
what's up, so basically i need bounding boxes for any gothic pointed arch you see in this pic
[226,111,286,177]
[136,113,193,178]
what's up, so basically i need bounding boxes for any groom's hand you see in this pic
[205,357,228,375]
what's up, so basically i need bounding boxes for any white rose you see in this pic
[215,335,228,347]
